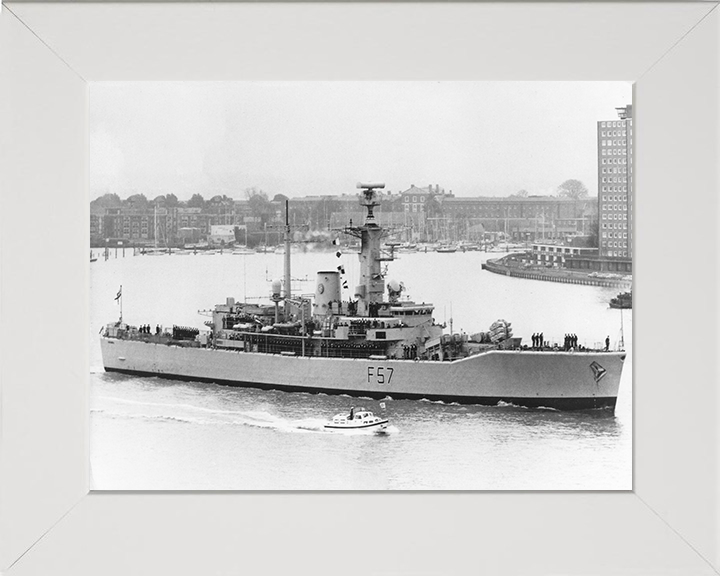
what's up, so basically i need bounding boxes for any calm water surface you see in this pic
[90,248,632,490]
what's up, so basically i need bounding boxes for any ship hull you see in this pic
[100,337,625,411]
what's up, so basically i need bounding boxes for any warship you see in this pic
[101,183,626,411]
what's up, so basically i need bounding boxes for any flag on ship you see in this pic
[115,286,122,301]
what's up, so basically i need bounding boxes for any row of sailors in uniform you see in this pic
[532,332,581,350]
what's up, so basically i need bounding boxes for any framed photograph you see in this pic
[1,2,718,575]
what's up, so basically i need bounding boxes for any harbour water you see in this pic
[90,248,632,490]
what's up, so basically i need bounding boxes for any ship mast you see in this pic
[283,199,291,303]
[341,182,392,317]
[272,198,308,321]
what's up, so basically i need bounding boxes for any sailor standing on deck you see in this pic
[605,336,610,351]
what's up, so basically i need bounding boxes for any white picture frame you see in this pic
[1,2,718,574]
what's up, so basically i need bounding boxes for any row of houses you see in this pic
[90,186,597,247]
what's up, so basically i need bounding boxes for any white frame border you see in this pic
[1,3,719,575]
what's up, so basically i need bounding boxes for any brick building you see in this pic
[441,196,595,242]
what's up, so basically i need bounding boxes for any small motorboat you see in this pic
[324,407,388,432]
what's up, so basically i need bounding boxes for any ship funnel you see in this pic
[313,271,341,317]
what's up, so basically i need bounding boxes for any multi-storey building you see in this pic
[531,243,598,267]
[92,204,214,246]
[400,184,446,214]
[441,196,595,241]
[397,184,448,240]
[598,104,632,265]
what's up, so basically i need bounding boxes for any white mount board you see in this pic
[1,2,718,575]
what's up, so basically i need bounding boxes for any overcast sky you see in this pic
[90,81,631,200]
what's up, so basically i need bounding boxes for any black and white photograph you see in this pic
[89,81,633,490]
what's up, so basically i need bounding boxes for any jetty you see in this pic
[482,257,632,289]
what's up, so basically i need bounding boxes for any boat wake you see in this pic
[322,425,398,436]
[495,400,529,410]
[90,408,211,426]
[91,405,394,436]
[92,405,308,430]
[494,401,559,412]
[418,398,462,406]
[101,395,258,417]
[337,393,377,402]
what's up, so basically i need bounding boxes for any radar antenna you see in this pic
[356,182,385,224]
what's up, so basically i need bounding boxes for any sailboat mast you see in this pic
[154,205,158,250]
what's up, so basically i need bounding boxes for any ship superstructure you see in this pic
[101,183,626,411]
